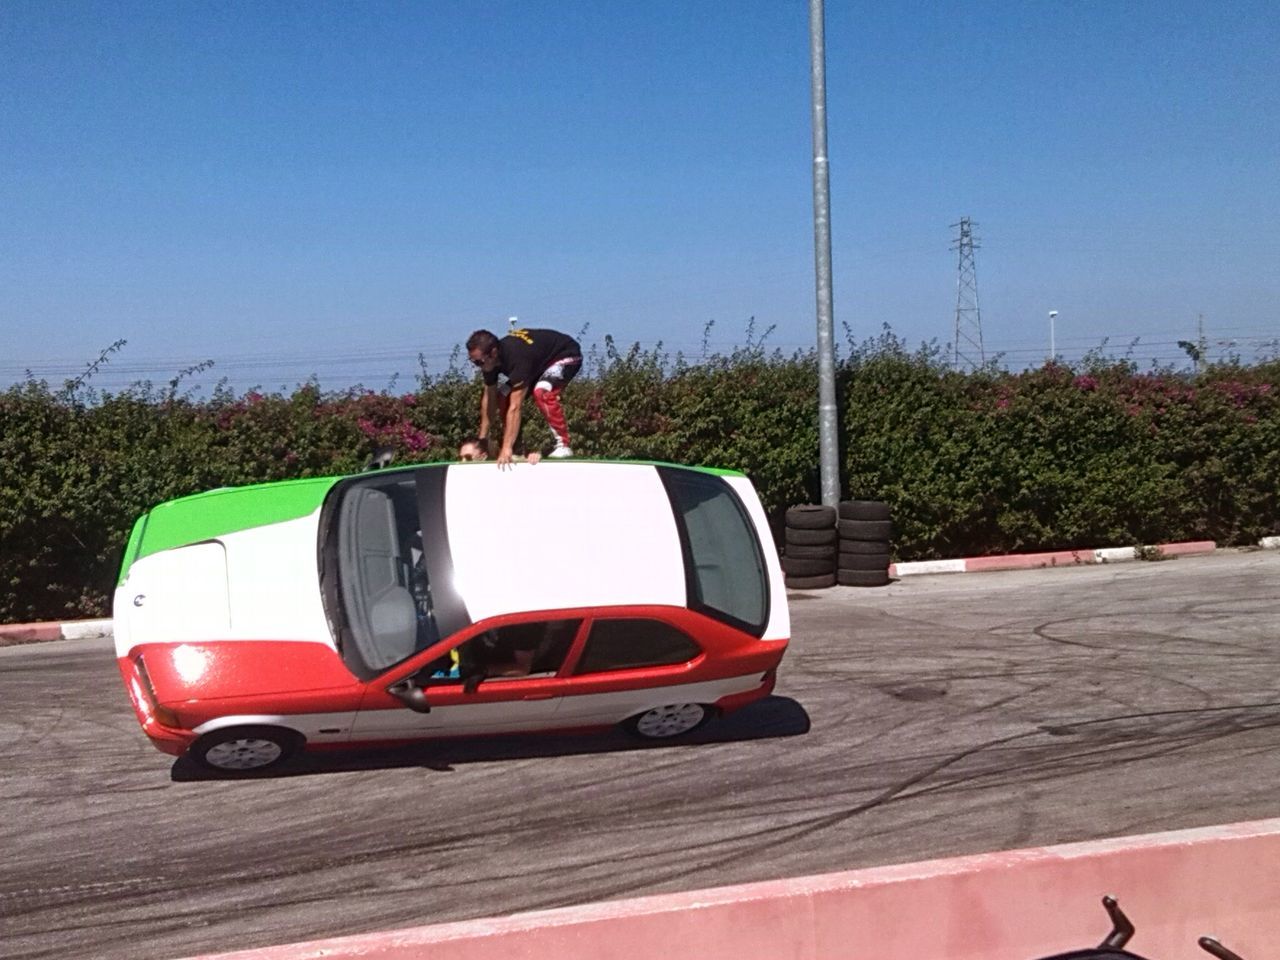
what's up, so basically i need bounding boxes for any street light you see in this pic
[1048,310,1059,361]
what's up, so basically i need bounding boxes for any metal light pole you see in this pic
[809,0,840,507]
[1048,310,1058,361]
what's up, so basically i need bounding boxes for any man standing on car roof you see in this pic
[467,326,582,468]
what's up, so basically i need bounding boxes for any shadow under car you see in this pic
[169,695,811,781]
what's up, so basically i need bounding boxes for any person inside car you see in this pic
[457,435,541,464]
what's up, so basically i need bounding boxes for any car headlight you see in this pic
[132,654,183,729]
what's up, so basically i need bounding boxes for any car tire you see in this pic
[785,504,836,530]
[839,538,889,556]
[190,725,303,774]
[785,543,836,559]
[838,519,893,541]
[837,568,891,587]
[785,526,837,546]
[624,703,712,739]
[838,500,891,521]
[782,556,835,577]
[838,552,891,572]
[785,572,837,590]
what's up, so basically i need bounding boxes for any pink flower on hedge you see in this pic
[397,423,431,451]
[356,417,379,438]
[1073,375,1098,391]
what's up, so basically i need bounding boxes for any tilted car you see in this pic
[113,460,790,772]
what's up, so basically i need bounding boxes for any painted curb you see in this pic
[888,539,1217,578]
[179,817,1280,960]
[0,618,112,647]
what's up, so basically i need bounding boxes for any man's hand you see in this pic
[497,384,527,471]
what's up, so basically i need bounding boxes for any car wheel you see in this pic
[838,551,891,571]
[785,526,837,546]
[785,543,837,559]
[785,572,837,590]
[837,499,891,521]
[625,703,711,739]
[837,568,891,587]
[838,518,893,541]
[191,726,302,773]
[785,504,837,530]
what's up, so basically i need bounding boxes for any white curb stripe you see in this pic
[1094,546,1138,563]
[893,559,967,576]
[60,619,113,641]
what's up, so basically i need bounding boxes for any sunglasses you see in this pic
[470,352,493,368]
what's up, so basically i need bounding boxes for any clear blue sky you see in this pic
[2,1,1277,392]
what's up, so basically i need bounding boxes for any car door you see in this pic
[349,617,582,742]
[554,615,716,726]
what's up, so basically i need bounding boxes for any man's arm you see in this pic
[478,384,498,454]
[496,384,527,467]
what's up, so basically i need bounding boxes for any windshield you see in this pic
[658,467,768,635]
[320,472,440,679]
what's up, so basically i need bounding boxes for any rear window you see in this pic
[574,618,701,675]
[658,468,768,635]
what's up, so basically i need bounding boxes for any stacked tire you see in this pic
[837,500,891,587]
[782,504,837,590]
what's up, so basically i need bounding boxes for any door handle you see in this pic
[522,693,556,701]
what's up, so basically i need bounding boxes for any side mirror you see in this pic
[387,678,431,713]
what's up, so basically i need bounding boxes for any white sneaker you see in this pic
[548,445,573,459]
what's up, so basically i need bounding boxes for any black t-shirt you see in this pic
[483,328,581,388]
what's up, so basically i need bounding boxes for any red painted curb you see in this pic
[1154,539,1217,557]
[178,817,1280,960]
[889,540,1221,580]
[0,621,63,647]
[964,548,1096,572]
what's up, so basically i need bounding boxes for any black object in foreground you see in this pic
[1030,896,1249,960]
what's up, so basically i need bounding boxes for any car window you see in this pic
[418,619,581,686]
[333,480,433,673]
[659,469,768,635]
[573,618,701,675]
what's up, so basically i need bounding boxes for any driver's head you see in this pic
[458,436,487,462]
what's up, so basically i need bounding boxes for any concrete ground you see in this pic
[2,549,1278,960]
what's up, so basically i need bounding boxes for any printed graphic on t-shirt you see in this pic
[483,328,581,388]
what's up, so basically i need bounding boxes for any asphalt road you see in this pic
[3,550,1279,960]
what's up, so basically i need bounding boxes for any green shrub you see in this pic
[1,335,1276,622]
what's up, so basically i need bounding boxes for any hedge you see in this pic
[1,331,1276,622]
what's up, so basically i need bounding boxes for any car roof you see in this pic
[444,461,688,621]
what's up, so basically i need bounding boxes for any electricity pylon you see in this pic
[951,217,984,371]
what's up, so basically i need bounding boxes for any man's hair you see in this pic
[466,329,498,353]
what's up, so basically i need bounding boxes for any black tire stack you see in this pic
[837,500,892,587]
[782,504,837,590]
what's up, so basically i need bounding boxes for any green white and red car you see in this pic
[113,460,790,773]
